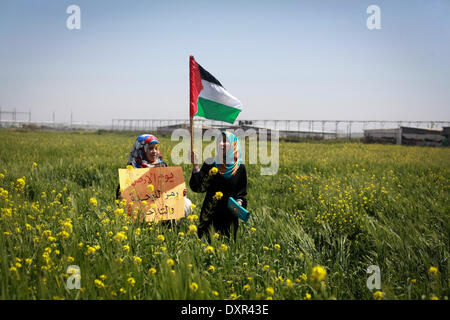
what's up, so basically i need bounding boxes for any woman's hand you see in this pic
[191,151,199,171]
[232,200,243,215]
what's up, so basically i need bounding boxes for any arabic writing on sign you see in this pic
[130,172,175,189]
[118,166,186,223]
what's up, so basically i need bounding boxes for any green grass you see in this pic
[0,130,448,300]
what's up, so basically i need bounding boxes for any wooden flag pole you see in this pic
[190,116,194,164]
[189,55,194,164]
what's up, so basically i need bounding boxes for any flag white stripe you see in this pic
[199,80,243,110]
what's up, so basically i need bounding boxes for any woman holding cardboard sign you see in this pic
[116,134,192,220]
[190,131,248,241]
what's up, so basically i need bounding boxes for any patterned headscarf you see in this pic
[214,131,242,179]
[128,134,164,168]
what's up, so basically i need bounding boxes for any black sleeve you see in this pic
[189,162,211,193]
[116,183,121,200]
[235,164,248,209]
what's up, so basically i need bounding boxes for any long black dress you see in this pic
[189,159,248,241]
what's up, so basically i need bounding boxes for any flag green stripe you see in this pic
[196,97,242,124]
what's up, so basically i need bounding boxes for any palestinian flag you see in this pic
[190,56,243,124]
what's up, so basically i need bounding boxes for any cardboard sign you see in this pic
[118,166,186,223]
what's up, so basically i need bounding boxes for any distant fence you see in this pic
[1,109,449,140]
[0,108,107,131]
[111,119,450,140]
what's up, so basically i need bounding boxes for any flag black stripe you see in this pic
[197,63,223,87]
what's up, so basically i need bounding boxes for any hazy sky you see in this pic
[1,0,449,125]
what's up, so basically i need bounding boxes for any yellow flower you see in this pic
[212,290,219,296]
[209,167,218,176]
[274,244,281,250]
[213,233,220,239]
[126,165,133,170]
[263,265,270,271]
[120,288,126,294]
[94,279,105,289]
[265,287,274,296]
[33,162,38,167]
[16,177,26,190]
[430,296,439,300]
[205,246,214,254]
[250,227,256,232]
[428,266,438,276]
[58,231,70,240]
[113,231,127,242]
[89,197,98,207]
[187,214,199,222]
[263,246,269,251]
[127,277,135,287]
[208,265,215,272]
[147,184,154,193]
[243,284,250,292]
[190,282,199,292]
[86,245,97,255]
[310,265,327,282]
[286,279,293,288]
[188,224,197,234]
[304,293,311,300]
[230,293,238,299]
[220,244,228,252]
[213,192,223,200]
[157,234,165,242]
[42,230,52,238]
[25,258,32,265]
[178,232,185,237]
[114,208,124,216]
[100,274,107,280]
[300,273,307,281]
[148,268,157,275]
[373,291,384,300]
[133,256,142,264]
[166,259,175,267]
[123,245,130,252]
[410,279,416,284]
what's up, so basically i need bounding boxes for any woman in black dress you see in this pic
[190,131,247,241]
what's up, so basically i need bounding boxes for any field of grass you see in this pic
[0,130,448,300]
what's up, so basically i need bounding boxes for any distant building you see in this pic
[363,126,446,147]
